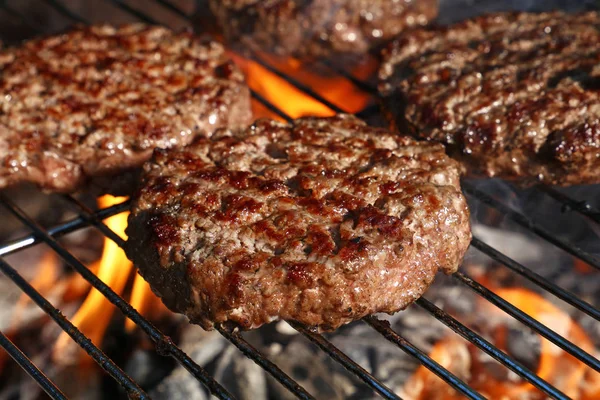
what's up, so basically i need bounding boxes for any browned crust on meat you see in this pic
[125,115,471,331]
[208,0,438,60]
[379,11,600,186]
[0,24,252,193]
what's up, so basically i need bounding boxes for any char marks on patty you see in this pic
[125,114,471,331]
[379,11,600,186]
[0,24,252,193]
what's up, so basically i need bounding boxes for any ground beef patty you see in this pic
[207,0,438,60]
[0,24,252,193]
[124,115,471,331]
[379,11,600,186]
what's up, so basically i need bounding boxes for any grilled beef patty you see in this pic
[207,0,438,60]
[125,115,471,331]
[379,11,600,186]
[0,24,252,193]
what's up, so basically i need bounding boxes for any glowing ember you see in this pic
[403,288,600,400]
[230,51,375,119]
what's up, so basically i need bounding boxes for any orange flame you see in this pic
[54,195,132,365]
[231,52,376,120]
[404,289,600,400]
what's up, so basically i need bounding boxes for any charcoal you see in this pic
[214,346,267,400]
[267,340,358,400]
[150,367,208,400]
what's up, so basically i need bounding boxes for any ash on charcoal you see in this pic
[267,339,357,400]
[506,328,541,372]
[151,367,207,400]
[214,346,267,400]
[148,325,226,399]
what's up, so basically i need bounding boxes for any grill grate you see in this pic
[0,1,598,399]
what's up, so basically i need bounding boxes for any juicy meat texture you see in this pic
[379,11,600,186]
[0,24,252,193]
[208,0,438,60]
[125,115,471,331]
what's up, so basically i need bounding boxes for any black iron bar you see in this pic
[215,325,315,400]
[247,52,347,114]
[363,316,485,400]
[0,258,149,399]
[463,181,600,271]
[318,59,379,94]
[61,195,126,247]
[0,331,68,400]
[250,89,294,123]
[148,0,191,19]
[471,236,600,321]
[42,0,87,23]
[288,321,403,400]
[538,185,600,224]
[354,103,382,120]
[0,199,129,257]
[0,2,42,32]
[0,194,235,400]
[453,271,600,373]
[415,298,569,400]
[105,0,159,24]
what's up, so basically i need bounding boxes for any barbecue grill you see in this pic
[0,1,598,399]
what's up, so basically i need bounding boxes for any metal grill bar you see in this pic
[0,257,150,399]
[108,0,159,25]
[250,89,294,122]
[453,271,600,372]
[0,199,130,257]
[215,325,315,400]
[362,316,485,400]
[539,185,600,224]
[0,194,234,400]
[471,236,600,321]
[289,321,403,400]
[0,2,40,31]
[149,0,190,19]
[62,195,126,246]
[246,53,347,114]
[0,330,67,400]
[42,0,87,23]
[414,298,569,400]
[462,181,600,271]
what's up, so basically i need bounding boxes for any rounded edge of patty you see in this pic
[0,23,252,193]
[378,11,600,186]
[207,0,439,61]
[125,114,471,332]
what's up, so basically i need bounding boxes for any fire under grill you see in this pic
[0,1,599,399]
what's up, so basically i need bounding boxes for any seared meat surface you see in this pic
[125,115,471,331]
[0,24,252,193]
[208,0,438,60]
[379,11,600,186]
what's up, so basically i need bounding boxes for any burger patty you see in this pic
[0,24,252,193]
[379,11,600,186]
[124,115,471,331]
[207,0,438,60]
